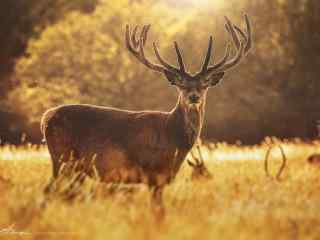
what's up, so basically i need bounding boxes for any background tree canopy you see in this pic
[1,0,319,144]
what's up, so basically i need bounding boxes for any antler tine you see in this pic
[138,36,159,70]
[131,26,140,49]
[233,25,247,43]
[245,14,252,53]
[174,42,186,73]
[139,25,147,44]
[198,15,251,76]
[224,16,241,50]
[232,14,252,55]
[187,159,196,167]
[142,24,151,46]
[214,41,244,72]
[126,24,189,76]
[242,14,252,54]
[153,42,181,74]
[126,24,165,73]
[207,43,231,72]
[126,24,144,54]
[188,152,197,168]
[125,24,135,53]
[190,149,196,160]
[191,151,201,166]
[189,149,201,166]
[208,16,248,73]
[196,145,205,165]
[200,36,213,73]
[195,155,201,165]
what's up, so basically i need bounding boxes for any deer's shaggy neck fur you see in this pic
[168,94,206,150]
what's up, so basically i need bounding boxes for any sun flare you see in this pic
[176,0,225,9]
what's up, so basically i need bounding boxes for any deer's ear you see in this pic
[163,70,181,85]
[206,72,225,86]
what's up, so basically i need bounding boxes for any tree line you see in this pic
[0,0,319,144]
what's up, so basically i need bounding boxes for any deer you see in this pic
[187,140,213,181]
[307,120,320,165]
[41,15,252,213]
[307,154,320,165]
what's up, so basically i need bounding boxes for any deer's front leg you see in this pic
[150,185,165,220]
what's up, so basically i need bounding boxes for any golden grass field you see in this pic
[0,139,320,240]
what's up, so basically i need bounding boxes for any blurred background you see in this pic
[0,0,319,145]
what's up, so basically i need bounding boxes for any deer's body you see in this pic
[43,16,252,213]
[42,97,204,187]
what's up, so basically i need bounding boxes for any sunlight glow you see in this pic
[177,0,225,9]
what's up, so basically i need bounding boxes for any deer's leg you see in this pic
[44,147,67,194]
[62,171,88,200]
[45,146,84,195]
[150,185,165,219]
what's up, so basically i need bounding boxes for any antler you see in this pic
[188,150,200,167]
[187,145,205,167]
[126,15,252,80]
[187,144,213,181]
[197,14,252,77]
[125,25,163,72]
[125,24,186,76]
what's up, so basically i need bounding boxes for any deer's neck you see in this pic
[169,95,205,150]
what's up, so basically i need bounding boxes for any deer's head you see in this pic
[187,157,213,181]
[126,15,252,109]
[187,144,213,181]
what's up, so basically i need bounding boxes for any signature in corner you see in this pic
[0,224,78,236]
[0,224,29,236]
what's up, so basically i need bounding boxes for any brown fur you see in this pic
[42,97,204,190]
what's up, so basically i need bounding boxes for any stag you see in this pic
[188,144,213,181]
[307,120,320,165]
[42,15,252,210]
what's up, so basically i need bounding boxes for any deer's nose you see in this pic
[189,94,200,103]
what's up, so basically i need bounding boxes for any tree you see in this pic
[0,0,98,99]
[9,0,194,123]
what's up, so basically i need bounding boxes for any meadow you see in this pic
[0,140,319,240]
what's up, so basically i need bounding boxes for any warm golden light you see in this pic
[176,0,225,9]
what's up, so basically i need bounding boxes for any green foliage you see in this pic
[10,0,195,122]
[0,0,98,98]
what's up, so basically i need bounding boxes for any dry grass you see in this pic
[0,140,320,240]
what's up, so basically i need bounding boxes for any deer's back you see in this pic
[41,104,170,146]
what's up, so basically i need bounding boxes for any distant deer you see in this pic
[307,154,320,165]
[307,120,320,165]
[42,16,252,210]
[187,141,212,181]
[187,144,213,181]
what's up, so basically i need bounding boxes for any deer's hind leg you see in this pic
[44,127,87,195]
[44,146,88,196]
[44,140,74,194]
